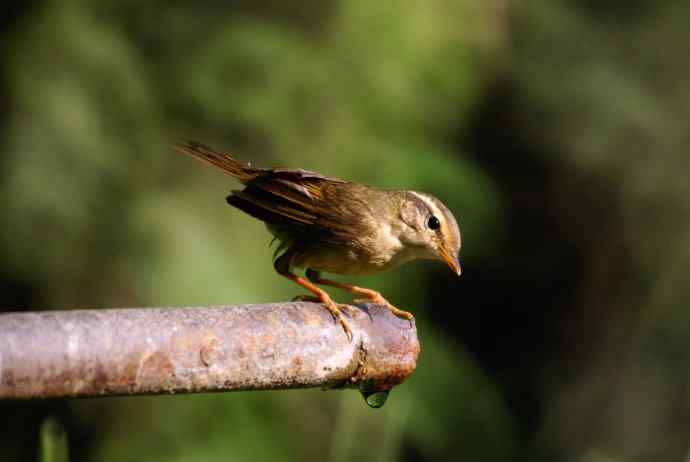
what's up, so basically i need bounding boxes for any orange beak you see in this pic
[439,247,462,276]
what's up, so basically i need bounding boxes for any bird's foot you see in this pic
[320,297,354,341]
[294,294,358,318]
[354,292,414,321]
[337,303,359,317]
[292,295,354,340]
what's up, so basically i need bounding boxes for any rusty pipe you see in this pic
[0,303,419,404]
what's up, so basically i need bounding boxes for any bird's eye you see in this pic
[427,216,441,230]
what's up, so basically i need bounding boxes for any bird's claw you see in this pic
[321,299,354,342]
[337,303,358,317]
[338,316,353,342]
[353,296,414,321]
[293,294,354,341]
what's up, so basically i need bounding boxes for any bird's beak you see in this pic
[439,247,462,276]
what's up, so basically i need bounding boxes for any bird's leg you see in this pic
[284,275,354,341]
[305,269,414,321]
[275,254,353,341]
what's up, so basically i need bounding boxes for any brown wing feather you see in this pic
[229,173,361,244]
[177,141,363,244]
[227,190,316,225]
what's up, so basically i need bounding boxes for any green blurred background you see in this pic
[2,1,690,461]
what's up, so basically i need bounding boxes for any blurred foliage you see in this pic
[40,419,69,462]
[510,1,690,459]
[2,0,690,461]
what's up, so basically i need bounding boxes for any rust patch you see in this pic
[1,369,15,388]
[291,356,304,374]
[200,335,224,367]
[137,351,174,391]
[88,364,110,394]
[122,357,140,385]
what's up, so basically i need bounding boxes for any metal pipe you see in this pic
[0,303,419,405]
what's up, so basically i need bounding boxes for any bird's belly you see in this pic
[292,244,415,276]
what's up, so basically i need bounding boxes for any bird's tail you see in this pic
[175,141,261,183]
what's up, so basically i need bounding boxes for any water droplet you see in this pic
[361,389,389,408]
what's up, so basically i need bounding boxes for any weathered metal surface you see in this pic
[0,303,419,399]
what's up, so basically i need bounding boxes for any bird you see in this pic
[176,141,462,340]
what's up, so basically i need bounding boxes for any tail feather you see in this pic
[175,141,260,183]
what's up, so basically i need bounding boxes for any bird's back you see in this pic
[176,141,373,245]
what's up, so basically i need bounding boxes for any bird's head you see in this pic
[398,191,462,276]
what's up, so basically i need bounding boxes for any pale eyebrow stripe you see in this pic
[409,191,443,219]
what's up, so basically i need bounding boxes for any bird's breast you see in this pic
[291,222,417,275]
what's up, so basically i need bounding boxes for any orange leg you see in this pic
[275,253,353,341]
[284,273,353,341]
[306,269,414,321]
